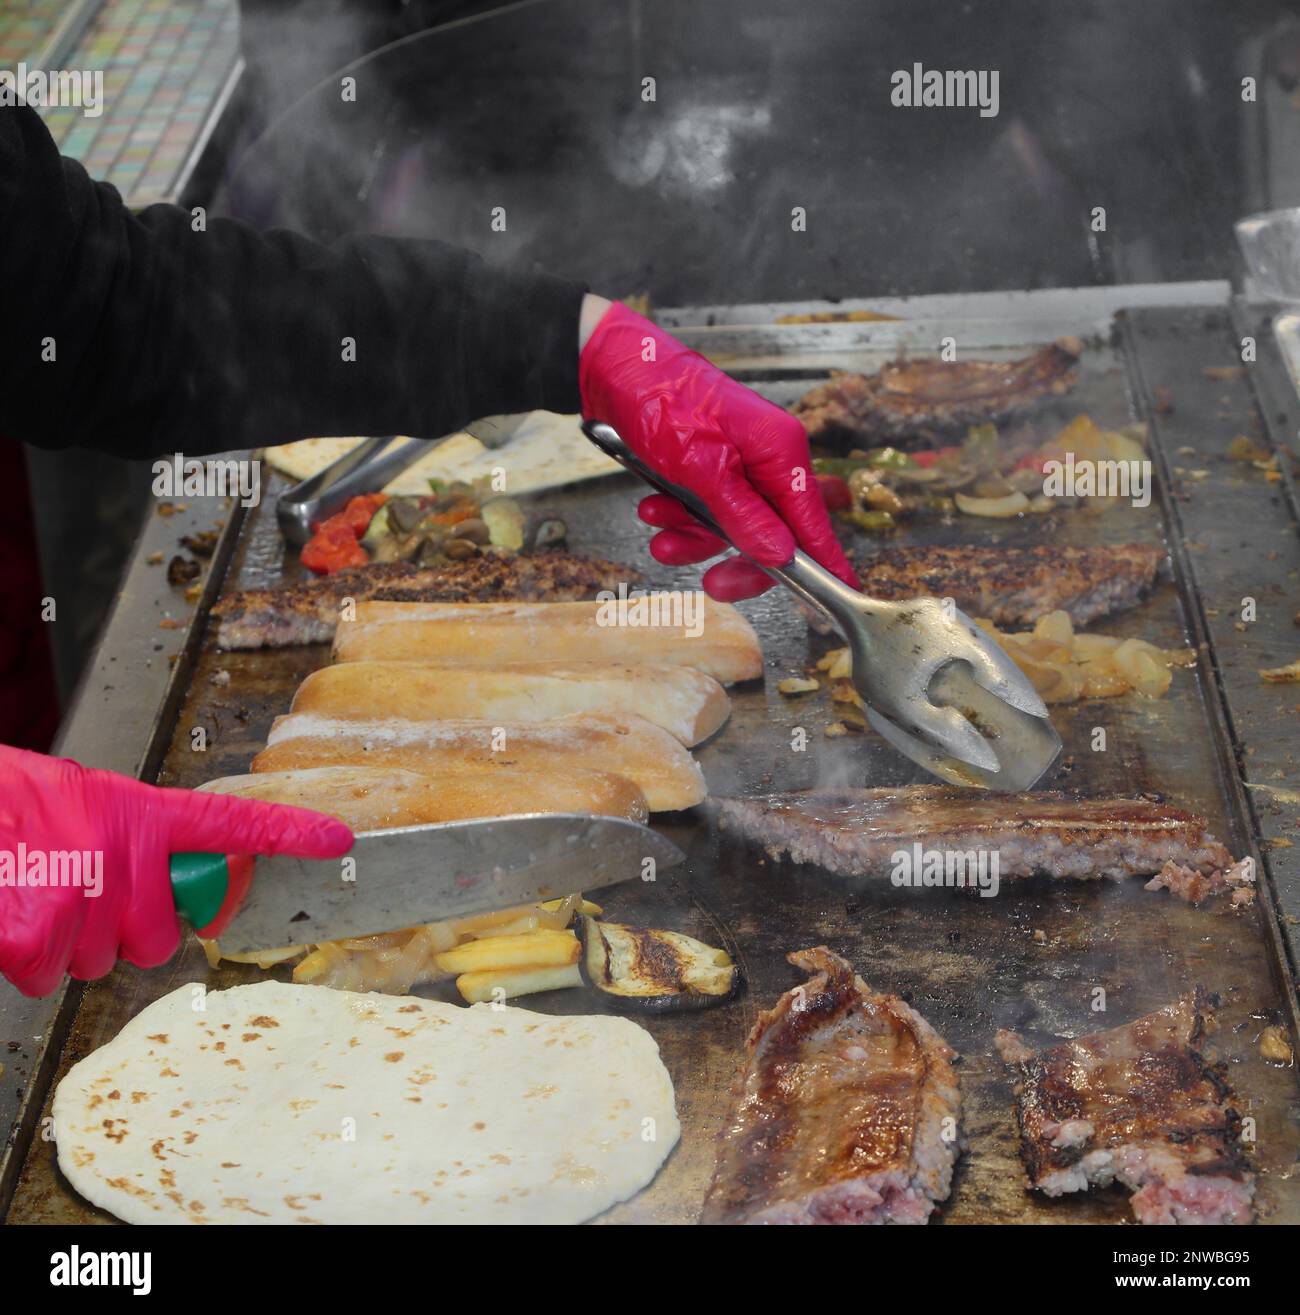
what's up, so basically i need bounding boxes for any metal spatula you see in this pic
[582,420,1062,790]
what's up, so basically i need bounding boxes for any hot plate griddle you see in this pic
[7,298,1300,1225]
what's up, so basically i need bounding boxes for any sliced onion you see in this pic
[978,613,1183,705]
[1106,431,1147,464]
[382,928,442,995]
[338,931,406,951]
[1044,666,1081,704]
[1008,467,1046,494]
[814,646,853,680]
[424,920,461,953]
[1033,610,1074,646]
[199,938,303,969]
[954,490,1030,518]
[1114,639,1172,697]
[1080,672,1132,699]
[1014,634,1072,664]
[894,465,944,484]
[1073,633,1123,657]
[1009,652,1067,696]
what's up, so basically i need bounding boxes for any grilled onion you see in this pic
[954,490,1031,518]
[977,612,1191,703]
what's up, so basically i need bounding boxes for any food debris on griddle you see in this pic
[180,530,219,558]
[166,555,201,586]
[1144,856,1255,907]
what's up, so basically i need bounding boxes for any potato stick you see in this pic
[435,929,579,974]
[455,963,583,1004]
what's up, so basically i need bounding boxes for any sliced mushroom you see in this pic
[415,535,450,566]
[453,517,491,545]
[523,514,568,551]
[385,498,424,534]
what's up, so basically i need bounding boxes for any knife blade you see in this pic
[172,813,684,955]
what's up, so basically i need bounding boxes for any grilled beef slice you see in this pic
[855,543,1166,627]
[702,947,961,1225]
[996,991,1255,1224]
[793,339,1080,447]
[211,553,640,649]
[716,787,1232,882]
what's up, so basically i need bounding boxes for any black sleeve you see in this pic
[0,106,588,459]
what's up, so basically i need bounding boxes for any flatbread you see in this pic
[53,981,679,1225]
[262,411,622,497]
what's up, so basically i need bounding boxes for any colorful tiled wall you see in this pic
[3,0,240,206]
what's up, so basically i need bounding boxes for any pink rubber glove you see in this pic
[0,745,354,997]
[579,302,859,602]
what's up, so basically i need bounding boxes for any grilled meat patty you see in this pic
[716,787,1232,882]
[855,543,1166,627]
[702,947,961,1225]
[211,553,639,649]
[793,339,1080,447]
[996,991,1255,1224]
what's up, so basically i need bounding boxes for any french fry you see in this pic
[434,929,579,974]
[455,963,583,1004]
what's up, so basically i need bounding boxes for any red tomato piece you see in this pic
[1014,454,1050,472]
[815,473,853,511]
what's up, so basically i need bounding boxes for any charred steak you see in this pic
[996,991,1255,1224]
[211,553,639,650]
[793,339,1080,446]
[855,543,1166,627]
[716,787,1233,882]
[701,947,961,1225]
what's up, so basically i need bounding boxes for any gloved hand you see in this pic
[578,301,859,602]
[0,745,354,997]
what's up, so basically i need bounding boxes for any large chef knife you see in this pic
[168,814,683,955]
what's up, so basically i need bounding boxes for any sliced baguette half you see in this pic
[333,598,763,684]
[290,660,730,747]
[197,763,648,829]
[252,712,706,812]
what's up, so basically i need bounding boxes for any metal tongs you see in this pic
[276,435,437,545]
[582,420,1062,790]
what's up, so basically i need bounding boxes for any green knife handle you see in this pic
[170,852,231,930]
